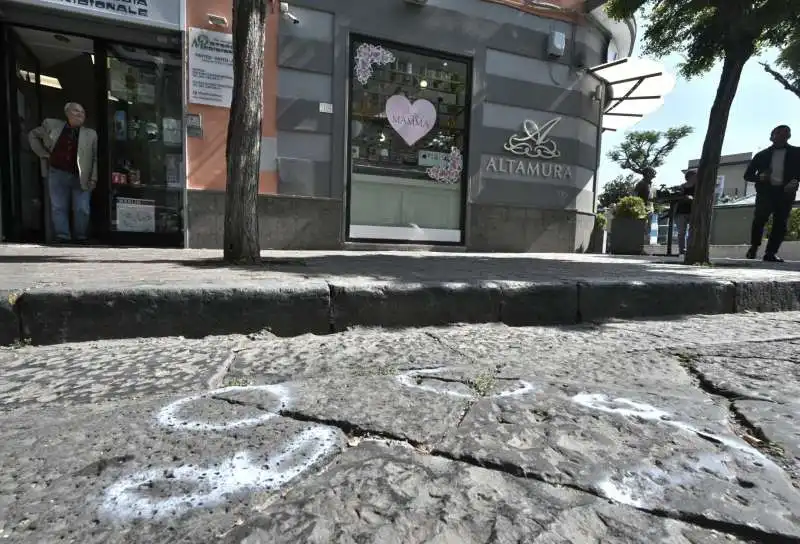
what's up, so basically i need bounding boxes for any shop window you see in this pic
[348,38,470,243]
[107,45,183,236]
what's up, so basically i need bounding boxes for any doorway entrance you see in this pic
[346,36,471,244]
[0,24,185,247]
[1,26,96,243]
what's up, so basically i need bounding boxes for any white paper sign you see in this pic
[117,198,155,233]
[188,28,234,108]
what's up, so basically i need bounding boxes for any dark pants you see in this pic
[750,185,795,255]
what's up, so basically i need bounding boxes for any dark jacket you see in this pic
[743,144,800,187]
[676,185,695,215]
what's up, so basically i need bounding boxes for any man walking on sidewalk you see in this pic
[28,102,98,244]
[744,125,800,262]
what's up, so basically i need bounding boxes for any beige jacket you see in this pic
[28,118,98,190]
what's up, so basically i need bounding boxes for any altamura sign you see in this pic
[483,117,573,180]
[485,157,572,179]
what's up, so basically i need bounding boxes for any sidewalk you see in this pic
[2,244,800,345]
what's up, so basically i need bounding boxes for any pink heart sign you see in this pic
[385,95,436,146]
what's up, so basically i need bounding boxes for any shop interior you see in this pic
[0,25,184,246]
[347,37,470,244]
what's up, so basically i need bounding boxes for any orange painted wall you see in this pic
[185,0,278,194]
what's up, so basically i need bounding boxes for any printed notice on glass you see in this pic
[117,197,156,233]
[188,28,234,108]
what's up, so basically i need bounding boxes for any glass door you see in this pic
[347,37,470,244]
[106,44,184,246]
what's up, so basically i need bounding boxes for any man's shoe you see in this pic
[745,246,758,259]
[763,253,785,263]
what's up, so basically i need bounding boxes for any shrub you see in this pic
[614,196,648,220]
[764,208,800,241]
[595,212,608,230]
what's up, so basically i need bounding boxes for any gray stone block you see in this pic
[330,281,502,331]
[497,281,578,326]
[579,279,736,321]
[734,280,800,313]
[15,282,331,346]
[0,291,20,345]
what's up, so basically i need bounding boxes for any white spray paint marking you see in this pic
[157,384,292,431]
[596,452,736,509]
[395,368,535,399]
[102,426,337,520]
[571,392,767,461]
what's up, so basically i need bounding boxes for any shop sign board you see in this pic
[482,117,573,180]
[188,28,235,108]
[11,0,182,30]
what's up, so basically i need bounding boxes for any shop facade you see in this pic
[1,0,639,252]
[185,0,635,252]
[0,0,186,246]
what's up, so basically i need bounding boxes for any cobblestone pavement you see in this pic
[2,244,800,291]
[1,312,799,543]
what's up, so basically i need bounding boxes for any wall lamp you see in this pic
[207,13,228,27]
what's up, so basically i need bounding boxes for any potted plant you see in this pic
[609,196,648,255]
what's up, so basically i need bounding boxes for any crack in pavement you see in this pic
[675,354,794,485]
[209,397,798,543]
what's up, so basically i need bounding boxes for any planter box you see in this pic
[610,217,646,255]
[587,228,607,254]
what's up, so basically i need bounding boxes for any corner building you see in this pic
[1,0,662,251]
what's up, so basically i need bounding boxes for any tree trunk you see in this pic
[223,0,267,264]
[684,49,751,265]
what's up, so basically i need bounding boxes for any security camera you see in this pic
[280,2,300,24]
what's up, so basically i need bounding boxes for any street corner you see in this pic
[222,440,749,544]
[0,338,236,411]
[0,386,347,543]
[434,385,800,540]
[224,327,468,385]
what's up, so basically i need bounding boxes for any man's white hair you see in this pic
[64,102,85,114]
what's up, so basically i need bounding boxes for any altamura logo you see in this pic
[52,0,149,18]
[483,117,573,180]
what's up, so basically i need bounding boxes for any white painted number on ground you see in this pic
[101,384,336,521]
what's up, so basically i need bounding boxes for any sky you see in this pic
[598,42,800,190]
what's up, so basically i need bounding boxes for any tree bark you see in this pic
[684,49,751,265]
[760,62,800,100]
[223,0,267,264]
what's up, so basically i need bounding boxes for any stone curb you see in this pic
[2,278,799,346]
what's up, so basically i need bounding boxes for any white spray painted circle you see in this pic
[157,384,292,431]
[102,426,338,520]
[395,367,535,399]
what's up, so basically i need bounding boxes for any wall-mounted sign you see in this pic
[385,95,436,146]
[186,113,203,138]
[484,155,574,180]
[188,28,234,108]
[503,118,562,160]
[14,0,181,29]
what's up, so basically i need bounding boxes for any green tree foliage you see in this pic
[598,173,636,208]
[607,126,693,176]
[605,0,800,265]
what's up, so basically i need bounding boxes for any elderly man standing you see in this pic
[28,102,98,243]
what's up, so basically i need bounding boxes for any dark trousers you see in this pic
[750,185,795,255]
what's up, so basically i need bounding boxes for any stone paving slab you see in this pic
[3,245,800,345]
[3,314,800,542]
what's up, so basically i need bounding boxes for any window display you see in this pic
[348,38,470,243]
[107,45,183,235]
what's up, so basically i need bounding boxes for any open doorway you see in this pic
[6,26,96,243]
